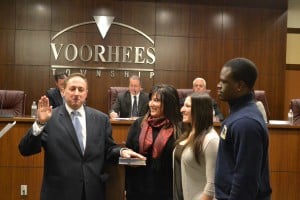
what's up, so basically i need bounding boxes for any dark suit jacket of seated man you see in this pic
[46,87,63,108]
[110,90,149,118]
[46,72,67,108]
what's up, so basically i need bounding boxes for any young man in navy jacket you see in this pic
[215,57,272,200]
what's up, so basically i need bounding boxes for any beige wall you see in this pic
[284,0,300,119]
[286,34,300,63]
[287,0,300,28]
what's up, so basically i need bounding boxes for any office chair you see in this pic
[254,90,270,122]
[290,99,300,125]
[0,90,26,117]
[107,87,129,112]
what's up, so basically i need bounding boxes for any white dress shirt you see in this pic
[33,104,87,149]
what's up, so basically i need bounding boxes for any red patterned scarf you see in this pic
[139,117,174,158]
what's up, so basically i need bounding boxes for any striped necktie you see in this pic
[132,96,138,117]
[71,111,84,153]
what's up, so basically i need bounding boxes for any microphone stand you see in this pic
[0,121,16,139]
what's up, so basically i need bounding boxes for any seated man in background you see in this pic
[256,100,268,123]
[252,90,268,123]
[46,72,67,108]
[193,77,224,121]
[109,75,149,119]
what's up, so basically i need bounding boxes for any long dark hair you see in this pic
[143,84,182,138]
[176,92,213,164]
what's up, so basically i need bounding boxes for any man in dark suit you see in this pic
[109,75,149,119]
[19,73,145,200]
[46,72,67,108]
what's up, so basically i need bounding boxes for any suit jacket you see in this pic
[110,90,149,118]
[46,88,63,108]
[19,105,121,200]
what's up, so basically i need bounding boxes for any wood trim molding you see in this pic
[287,28,300,34]
[286,64,300,70]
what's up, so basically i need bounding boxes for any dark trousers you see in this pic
[217,197,270,200]
[81,185,86,200]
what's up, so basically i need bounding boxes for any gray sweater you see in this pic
[173,128,219,200]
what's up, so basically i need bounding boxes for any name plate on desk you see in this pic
[269,120,290,125]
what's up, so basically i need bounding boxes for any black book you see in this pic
[118,157,146,166]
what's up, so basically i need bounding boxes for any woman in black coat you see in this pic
[125,84,182,200]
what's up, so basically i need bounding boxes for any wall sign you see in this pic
[50,16,155,78]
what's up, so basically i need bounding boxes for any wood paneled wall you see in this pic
[0,1,287,119]
[0,119,43,200]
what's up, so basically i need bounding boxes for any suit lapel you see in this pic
[84,107,96,156]
[137,94,143,113]
[125,92,132,114]
[138,93,147,114]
